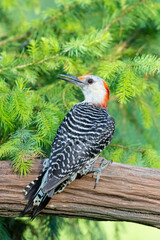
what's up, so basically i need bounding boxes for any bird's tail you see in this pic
[22,172,54,219]
[30,190,52,219]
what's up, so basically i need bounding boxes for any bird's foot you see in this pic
[91,159,113,189]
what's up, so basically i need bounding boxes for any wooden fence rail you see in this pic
[0,158,160,228]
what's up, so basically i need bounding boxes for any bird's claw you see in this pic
[91,159,113,189]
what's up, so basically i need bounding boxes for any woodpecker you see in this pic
[22,74,115,218]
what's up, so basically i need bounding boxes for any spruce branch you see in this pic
[138,97,160,131]
[88,32,139,75]
[0,4,79,47]
[46,4,79,24]
[0,53,61,72]
[132,54,160,75]
[114,31,139,55]
[62,85,74,111]
[109,144,145,153]
[0,30,111,73]
[0,0,160,176]
[0,31,32,47]
[104,1,145,32]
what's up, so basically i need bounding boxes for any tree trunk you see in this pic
[0,158,160,228]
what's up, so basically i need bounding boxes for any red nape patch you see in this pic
[103,81,109,99]
[101,81,109,108]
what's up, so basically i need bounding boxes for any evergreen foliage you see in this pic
[0,0,160,238]
[0,0,160,174]
[0,216,107,240]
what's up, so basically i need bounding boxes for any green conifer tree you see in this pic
[0,0,160,239]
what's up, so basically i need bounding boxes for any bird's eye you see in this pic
[88,79,93,84]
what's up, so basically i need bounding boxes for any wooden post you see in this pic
[0,158,160,228]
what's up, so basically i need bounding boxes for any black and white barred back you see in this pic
[22,102,115,218]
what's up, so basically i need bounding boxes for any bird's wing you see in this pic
[42,103,115,193]
[43,174,69,193]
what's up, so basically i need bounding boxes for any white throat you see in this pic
[82,82,107,105]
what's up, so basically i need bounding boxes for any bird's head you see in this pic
[58,74,109,109]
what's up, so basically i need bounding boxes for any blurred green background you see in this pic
[0,0,160,239]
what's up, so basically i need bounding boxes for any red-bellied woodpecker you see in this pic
[22,74,115,218]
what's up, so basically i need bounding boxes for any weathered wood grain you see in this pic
[0,158,160,228]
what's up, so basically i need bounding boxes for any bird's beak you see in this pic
[58,74,85,86]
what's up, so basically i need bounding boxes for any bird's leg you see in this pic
[42,158,50,172]
[89,159,113,189]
